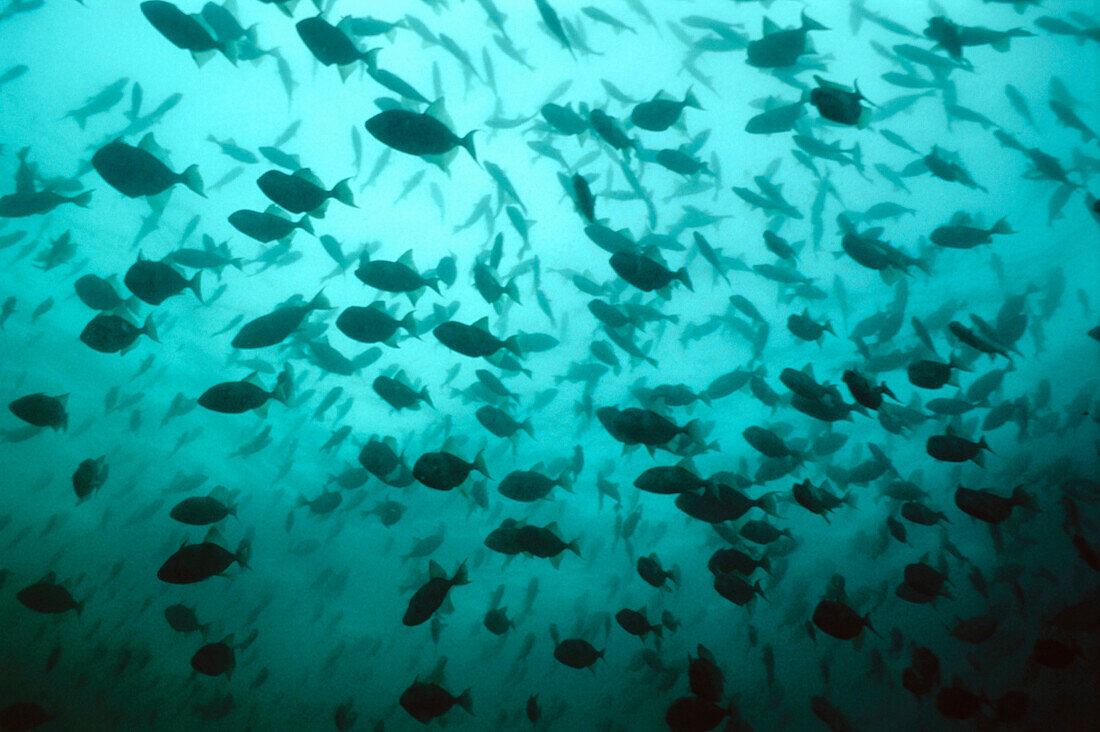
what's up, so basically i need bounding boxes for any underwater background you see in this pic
[0,0,1098,729]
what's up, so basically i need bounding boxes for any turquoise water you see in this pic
[0,0,1098,729]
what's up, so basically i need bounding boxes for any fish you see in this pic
[92,135,204,202]
[365,104,477,162]
[399,680,473,723]
[631,89,701,132]
[746,10,827,68]
[157,528,250,583]
[232,292,329,349]
[197,366,292,415]
[403,560,469,626]
[17,574,83,614]
[257,169,354,215]
[141,1,235,66]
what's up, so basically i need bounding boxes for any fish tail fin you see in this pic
[683,418,709,445]
[401,312,418,336]
[331,178,355,207]
[270,365,293,405]
[503,335,524,357]
[754,580,769,602]
[684,87,701,110]
[309,290,330,310]
[757,491,780,517]
[456,688,474,716]
[1012,485,1036,512]
[72,190,93,208]
[142,315,159,343]
[759,555,772,575]
[678,267,694,292]
[978,436,992,453]
[189,272,204,304]
[452,559,470,586]
[296,216,315,235]
[180,165,205,197]
[473,450,490,478]
[652,624,663,639]
[220,39,239,66]
[460,131,478,162]
[505,277,521,304]
[235,538,252,569]
[420,386,433,409]
[521,418,535,438]
[567,538,582,558]
[991,217,1014,235]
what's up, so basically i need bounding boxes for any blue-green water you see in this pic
[0,0,1098,730]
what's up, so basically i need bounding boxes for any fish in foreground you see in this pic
[403,560,469,626]
[157,528,250,584]
[365,105,476,161]
[8,393,68,430]
[399,680,473,724]
[17,574,83,614]
[198,365,292,414]
[92,135,204,200]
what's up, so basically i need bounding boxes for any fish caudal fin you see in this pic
[180,165,205,197]
[459,131,478,162]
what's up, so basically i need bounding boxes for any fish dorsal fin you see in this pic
[531,462,545,473]
[676,456,698,474]
[221,633,236,647]
[428,560,446,580]
[208,484,229,502]
[762,17,780,35]
[865,227,885,240]
[294,168,324,187]
[42,571,57,584]
[242,371,267,388]
[472,316,490,332]
[202,234,216,251]
[397,249,415,268]
[263,204,284,217]
[425,97,446,121]
[802,363,816,379]
[545,521,560,535]
[138,133,164,159]
[440,435,457,454]
[203,526,226,546]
